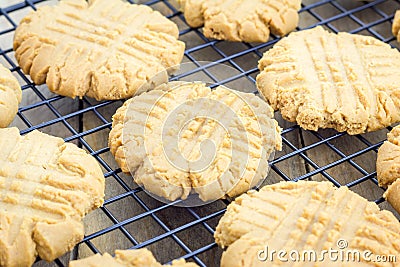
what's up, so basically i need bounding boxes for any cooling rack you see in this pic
[0,0,399,266]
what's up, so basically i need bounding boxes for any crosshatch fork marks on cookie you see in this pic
[215,181,400,267]
[13,0,185,100]
[178,0,301,42]
[1,0,400,267]
[109,82,281,202]
[257,26,400,135]
[0,127,104,267]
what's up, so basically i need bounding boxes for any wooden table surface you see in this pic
[0,0,399,266]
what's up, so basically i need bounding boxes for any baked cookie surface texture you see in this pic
[257,26,400,135]
[108,82,282,202]
[69,248,198,267]
[178,0,301,42]
[377,125,400,215]
[0,127,105,267]
[393,10,400,42]
[0,64,21,128]
[215,181,400,266]
[13,0,185,100]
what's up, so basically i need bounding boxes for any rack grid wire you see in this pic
[0,0,399,266]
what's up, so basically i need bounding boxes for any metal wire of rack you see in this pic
[0,0,399,266]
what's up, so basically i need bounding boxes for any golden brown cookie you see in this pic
[384,178,400,217]
[393,10,400,42]
[69,248,198,267]
[257,26,400,135]
[377,125,400,187]
[108,82,281,202]
[215,181,400,267]
[377,124,400,214]
[0,64,21,128]
[0,127,105,267]
[177,0,301,42]
[13,0,185,100]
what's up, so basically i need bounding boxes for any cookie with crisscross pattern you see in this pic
[14,0,185,100]
[0,127,104,267]
[215,181,400,266]
[257,26,400,134]
[109,82,281,202]
[178,0,301,42]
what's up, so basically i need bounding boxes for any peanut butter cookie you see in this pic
[215,181,400,266]
[0,127,105,267]
[108,82,281,202]
[257,26,400,134]
[377,125,400,215]
[14,0,185,100]
[70,248,198,267]
[178,0,301,42]
[0,64,21,128]
[392,10,400,42]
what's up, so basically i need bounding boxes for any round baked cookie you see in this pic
[13,0,185,100]
[108,82,282,202]
[0,127,105,267]
[177,0,301,42]
[393,10,400,42]
[70,248,198,267]
[377,124,400,215]
[215,181,400,267]
[257,26,400,135]
[0,64,21,128]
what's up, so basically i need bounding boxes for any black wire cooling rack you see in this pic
[1,0,400,266]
